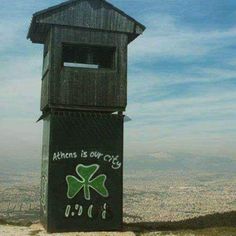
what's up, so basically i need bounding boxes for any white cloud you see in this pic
[127,66,236,103]
[0,20,27,53]
[0,55,42,117]
[127,90,236,133]
[125,118,236,158]
[0,55,42,159]
[128,13,236,62]
[125,13,236,159]
[125,88,236,158]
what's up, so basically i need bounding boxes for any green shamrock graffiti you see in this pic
[66,164,109,200]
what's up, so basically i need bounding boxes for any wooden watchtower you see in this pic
[28,0,145,233]
[28,0,145,113]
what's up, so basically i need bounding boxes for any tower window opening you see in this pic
[62,44,115,69]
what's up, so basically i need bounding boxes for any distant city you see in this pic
[0,154,236,224]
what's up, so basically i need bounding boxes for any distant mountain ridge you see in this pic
[0,157,40,176]
[125,153,236,173]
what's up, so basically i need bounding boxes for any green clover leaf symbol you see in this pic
[66,164,109,200]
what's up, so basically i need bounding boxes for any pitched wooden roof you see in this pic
[27,0,145,44]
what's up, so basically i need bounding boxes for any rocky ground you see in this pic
[0,223,135,236]
[1,223,236,236]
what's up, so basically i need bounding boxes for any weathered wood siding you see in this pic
[41,26,128,112]
[41,32,52,110]
[41,71,50,110]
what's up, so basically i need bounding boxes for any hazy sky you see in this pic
[0,0,236,160]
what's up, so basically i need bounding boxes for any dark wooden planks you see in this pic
[40,31,53,110]
[42,26,128,112]
[41,72,49,110]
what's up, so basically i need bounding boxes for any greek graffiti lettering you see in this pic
[102,203,107,220]
[64,203,108,220]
